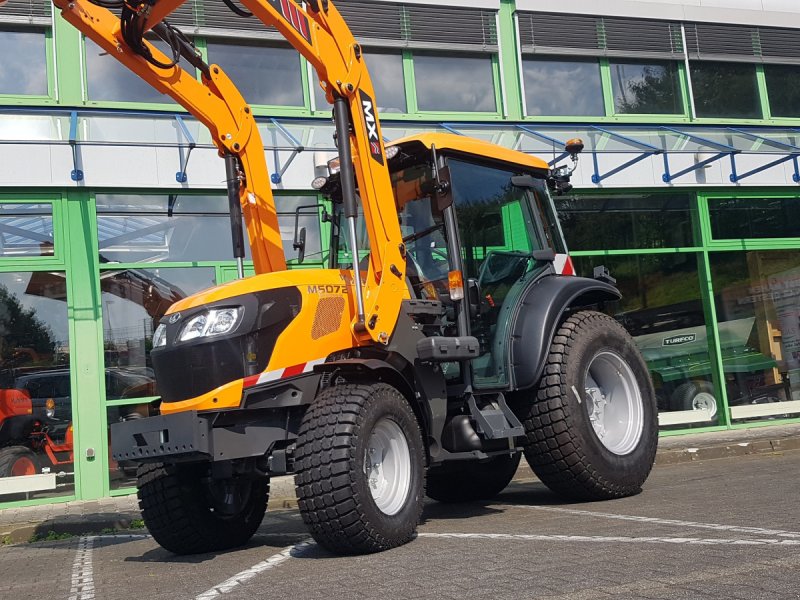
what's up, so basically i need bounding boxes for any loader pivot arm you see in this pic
[52,0,406,343]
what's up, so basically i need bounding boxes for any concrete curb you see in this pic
[2,426,799,545]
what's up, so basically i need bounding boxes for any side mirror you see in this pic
[293,227,307,264]
[532,248,556,263]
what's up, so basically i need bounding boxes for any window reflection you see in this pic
[96,194,320,264]
[206,41,303,106]
[314,50,406,113]
[0,203,55,257]
[101,267,215,400]
[85,38,179,104]
[764,64,800,118]
[0,29,47,96]
[413,53,496,113]
[556,193,694,250]
[610,60,682,115]
[522,57,604,117]
[709,197,800,240]
[710,250,800,422]
[0,272,73,501]
[574,254,718,428]
[690,61,761,119]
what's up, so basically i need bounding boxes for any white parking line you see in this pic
[67,536,96,600]
[419,532,800,546]
[515,505,800,539]
[195,540,313,600]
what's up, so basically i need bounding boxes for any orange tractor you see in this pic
[48,0,660,555]
[0,388,73,479]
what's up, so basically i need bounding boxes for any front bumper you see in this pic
[110,407,300,465]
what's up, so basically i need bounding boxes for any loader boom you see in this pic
[52,0,407,343]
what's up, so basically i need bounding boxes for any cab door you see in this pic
[446,158,564,389]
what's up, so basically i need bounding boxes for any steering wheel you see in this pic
[478,250,531,288]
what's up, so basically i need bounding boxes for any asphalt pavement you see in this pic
[1,448,800,599]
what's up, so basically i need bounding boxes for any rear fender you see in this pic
[510,276,621,391]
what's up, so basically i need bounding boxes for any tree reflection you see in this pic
[0,285,57,370]
[613,62,681,115]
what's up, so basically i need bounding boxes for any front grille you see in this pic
[153,287,301,403]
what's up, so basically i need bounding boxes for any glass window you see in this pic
[573,254,718,428]
[556,193,695,251]
[314,50,406,113]
[101,267,215,396]
[522,57,604,117]
[96,194,322,265]
[86,38,185,104]
[0,28,47,96]
[0,203,55,257]
[413,53,497,113]
[96,195,250,263]
[764,64,800,119]
[709,250,800,422]
[206,41,303,107]
[0,272,73,501]
[690,61,761,119]
[709,196,800,240]
[610,60,683,115]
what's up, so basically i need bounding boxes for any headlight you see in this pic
[152,324,167,348]
[178,308,242,342]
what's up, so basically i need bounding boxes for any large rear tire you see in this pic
[426,452,521,503]
[294,382,425,555]
[519,311,658,501]
[0,446,39,477]
[137,462,269,555]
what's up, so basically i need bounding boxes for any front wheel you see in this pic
[294,383,425,555]
[137,462,269,555]
[519,310,658,501]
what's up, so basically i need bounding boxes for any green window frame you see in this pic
[310,48,503,121]
[0,25,56,105]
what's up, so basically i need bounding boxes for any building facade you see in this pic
[1,0,799,506]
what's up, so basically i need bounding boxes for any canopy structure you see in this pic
[1,108,799,186]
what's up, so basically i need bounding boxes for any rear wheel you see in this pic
[519,311,658,500]
[670,380,717,419]
[294,382,425,555]
[0,446,39,477]
[137,462,269,555]
[426,452,521,503]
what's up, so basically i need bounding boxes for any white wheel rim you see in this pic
[364,417,411,516]
[584,351,644,456]
[692,392,717,418]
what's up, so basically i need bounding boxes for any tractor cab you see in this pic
[315,132,582,390]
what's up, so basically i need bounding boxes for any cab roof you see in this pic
[389,132,550,172]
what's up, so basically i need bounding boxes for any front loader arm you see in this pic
[142,0,407,343]
[55,0,406,344]
[234,0,408,343]
[52,0,287,275]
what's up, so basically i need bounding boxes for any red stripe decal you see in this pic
[298,10,309,39]
[280,0,291,21]
[243,374,260,388]
[282,363,306,378]
[289,3,301,30]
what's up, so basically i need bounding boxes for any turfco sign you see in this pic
[662,334,696,346]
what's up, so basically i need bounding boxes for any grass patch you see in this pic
[29,530,75,543]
